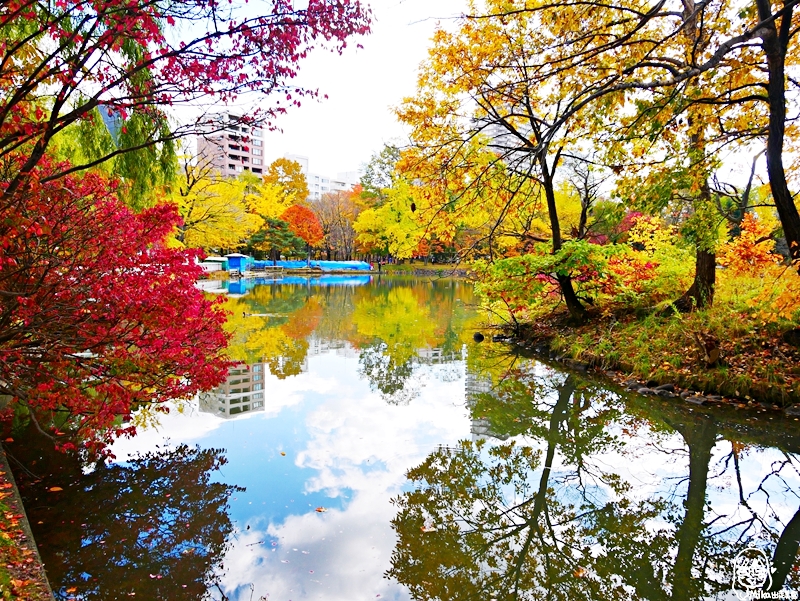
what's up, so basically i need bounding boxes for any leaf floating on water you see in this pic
[280,452,286,456]
[66,587,77,593]
[281,559,290,563]
[315,507,327,513]
[48,486,63,492]
[149,573,163,579]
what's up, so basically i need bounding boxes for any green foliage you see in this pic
[360,143,401,205]
[247,218,307,259]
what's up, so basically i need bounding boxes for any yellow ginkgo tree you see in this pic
[172,167,288,253]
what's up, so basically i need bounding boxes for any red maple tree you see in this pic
[0,0,370,452]
[0,158,231,454]
[281,205,325,248]
[0,0,371,196]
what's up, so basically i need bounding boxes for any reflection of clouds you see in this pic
[220,494,406,601]
[110,371,338,462]
[299,361,468,497]
[218,352,471,600]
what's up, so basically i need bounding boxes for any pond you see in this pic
[9,276,800,600]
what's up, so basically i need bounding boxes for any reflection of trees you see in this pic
[9,427,241,600]
[389,364,800,600]
[224,278,482,389]
[224,284,314,374]
[352,282,480,402]
[359,341,416,404]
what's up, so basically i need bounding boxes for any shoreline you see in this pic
[0,444,54,600]
[494,310,800,415]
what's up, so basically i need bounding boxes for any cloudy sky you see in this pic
[256,0,467,178]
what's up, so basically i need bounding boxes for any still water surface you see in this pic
[11,276,800,600]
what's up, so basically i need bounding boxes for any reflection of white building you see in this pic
[465,368,509,442]
[199,363,266,418]
[416,347,464,366]
[308,336,347,357]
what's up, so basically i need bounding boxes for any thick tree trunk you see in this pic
[757,0,800,265]
[768,505,800,591]
[674,248,716,312]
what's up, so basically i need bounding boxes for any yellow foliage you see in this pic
[626,216,677,254]
[172,175,264,251]
[750,264,800,322]
[353,179,425,258]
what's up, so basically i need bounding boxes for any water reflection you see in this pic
[222,277,480,404]
[10,277,800,600]
[8,424,241,600]
[390,350,800,600]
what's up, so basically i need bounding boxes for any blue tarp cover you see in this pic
[253,260,372,272]
[224,275,372,294]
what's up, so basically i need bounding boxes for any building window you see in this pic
[253,158,262,165]
[253,139,262,146]
[253,129,263,137]
[253,148,261,155]
[253,383,263,391]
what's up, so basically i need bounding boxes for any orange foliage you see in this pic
[280,205,324,247]
[718,214,779,274]
[283,298,323,340]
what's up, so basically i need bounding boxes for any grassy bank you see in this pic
[505,273,800,407]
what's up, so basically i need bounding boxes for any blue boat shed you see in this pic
[224,253,254,272]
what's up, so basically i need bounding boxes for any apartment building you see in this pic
[284,153,360,201]
[197,113,266,177]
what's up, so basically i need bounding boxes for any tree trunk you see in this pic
[541,151,586,322]
[673,247,716,312]
[671,416,717,596]
[757,0,800,265]
[768,505,800,591]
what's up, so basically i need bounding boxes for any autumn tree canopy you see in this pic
[0,0,371,196]
[265,158,311,205]
[0,160,230,453]
[281,204,325,248]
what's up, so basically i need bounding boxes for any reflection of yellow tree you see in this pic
[392,361,800,600]
[222,293,310,378]
[353,286,437,359]
[222,279,483,383]
[351,286,438,399]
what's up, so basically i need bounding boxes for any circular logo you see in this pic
[732,547,773,591]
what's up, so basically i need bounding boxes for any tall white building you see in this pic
[284,153,360,201]
[197,113,266,177]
